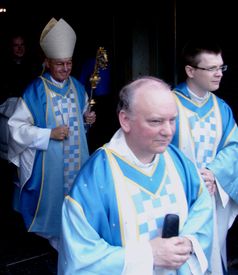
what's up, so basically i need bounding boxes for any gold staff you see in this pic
[88,47,108,111]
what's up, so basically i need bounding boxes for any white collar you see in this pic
[107,129,158,169]
[187,87,210,104]
[50,76,66,88]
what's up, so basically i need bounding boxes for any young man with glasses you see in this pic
[172,38,238,274]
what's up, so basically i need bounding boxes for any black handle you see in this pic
[162,214,179,238]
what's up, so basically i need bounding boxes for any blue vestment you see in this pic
[58,131,213,274]
[172,82,238,203]
[172,82,238,273]
[8,72,89,238]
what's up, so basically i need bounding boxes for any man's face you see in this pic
[121,86,178,163]
[187,53,224,94]
[12,37,25,58]
[46,58,73,82]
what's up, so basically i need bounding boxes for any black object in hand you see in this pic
[162,214,179,238]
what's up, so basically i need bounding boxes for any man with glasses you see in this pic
[172,38,238,274]
[7,18,96,251]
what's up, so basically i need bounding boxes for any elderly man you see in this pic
[8,18,95,250]
[58,76,213,274]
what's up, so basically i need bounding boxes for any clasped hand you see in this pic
[150,236,192,270]
[50,125,69,141]
[84,110,96,125]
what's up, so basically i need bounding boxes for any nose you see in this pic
[215,69,223,77]
[63,63,69,71]
[161,121,173,136]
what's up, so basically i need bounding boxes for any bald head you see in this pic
[117,76,176,116]
[118,76,178,163]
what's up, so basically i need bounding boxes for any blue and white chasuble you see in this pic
[8,72,89,239]
[172,82,238,274]
[58,129,213,275]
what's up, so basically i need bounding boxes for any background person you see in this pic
[0,32,42,159]
[0,32,42,235]
[0,32,41,103]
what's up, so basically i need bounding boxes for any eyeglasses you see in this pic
[191,65,228,72]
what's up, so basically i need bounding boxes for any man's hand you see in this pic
[150,236,192,269]
[84,111,96,125]
[50,125,69,140]
[200,168,216,195]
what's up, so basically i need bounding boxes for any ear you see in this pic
[185,65,195,78]
[44,58,50,69]
[118,110,131,133]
